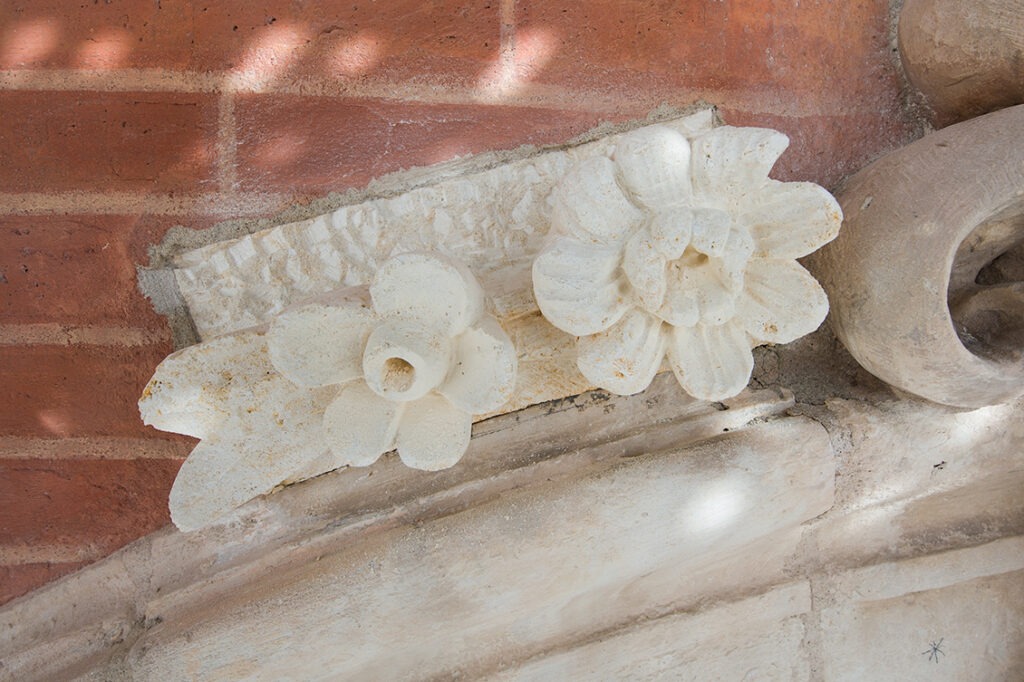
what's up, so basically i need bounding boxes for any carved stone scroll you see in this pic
[899,0,1024,125]
[810,104,1024,408]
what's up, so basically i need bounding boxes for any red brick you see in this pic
[0,213,221,328]
[2,215,166,327]
[0,457,181,555]
[234,96,610,195]
[0,1,193,69]
[194,1,500,83]
[0,561,89,607]
[0,1,499,83]
[0,343,174,438]
[515,0,899,105]
[0,91,218,193]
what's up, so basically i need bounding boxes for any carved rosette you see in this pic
[141,252,515,530]
[532,123,842,400]
[267,252,517,471]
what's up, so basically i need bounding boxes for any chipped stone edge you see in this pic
[138,103,717,350]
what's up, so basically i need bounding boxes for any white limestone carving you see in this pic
[266,251,516,472]
[140,110,846,531]
[141,252,515,531]
[164,113,720,419]
[533,123,842,400]
[172,111,717,341]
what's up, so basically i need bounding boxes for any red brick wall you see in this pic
[0,0,918,606]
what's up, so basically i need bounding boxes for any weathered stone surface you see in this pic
[125,419,832,680]
[160,117,729,449]
[144,110,844,529]
[172,110,713,340]
[169,111,839,411]
[807,395,1024,568]
[821,537,1024,681]
[899,0,1024,126]
[0,380,800,681]
[144,117,730,531]
[809,105,1024,407]
[496,582,812,681]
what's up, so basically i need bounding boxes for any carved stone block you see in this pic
[141,109,843,529]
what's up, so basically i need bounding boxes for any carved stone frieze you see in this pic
[172,110,716,341]
[142,109,846,530]
[142,252,516,530]
[164,112,723,424]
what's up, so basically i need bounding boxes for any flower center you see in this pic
[382,357,416,393]
[676,246,709,269]
[362,321,453,402]
[649,243,747,328]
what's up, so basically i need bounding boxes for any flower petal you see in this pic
[613,125,692,209]
[362,321,452,402]
[551,156,644,247]
[720,223,755,275]
[169,432,257,532]
[660,258,739,327]
[396,394,472,471]
[622,230,668,311]
[440,316,517,414]
[691,127,789,204]
[141,330,266,439]
[577,308,666,395]
[322,381,401,467]
[691,262,739,325]
[658,274,700,327]
[169,380,329,531]
[649,207,693,259]
[370,252,484,335]
[533,236,630,335]
[743,181,843,259]
[736,258,829,344]
[267,302,375,387]
[689,208,733,258]
[667,321,754,401]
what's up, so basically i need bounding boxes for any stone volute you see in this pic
[809,104,1024,408]
[899,0,1024,126]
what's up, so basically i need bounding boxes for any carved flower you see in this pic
[533,124,842,400]
[267,252,517,471]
